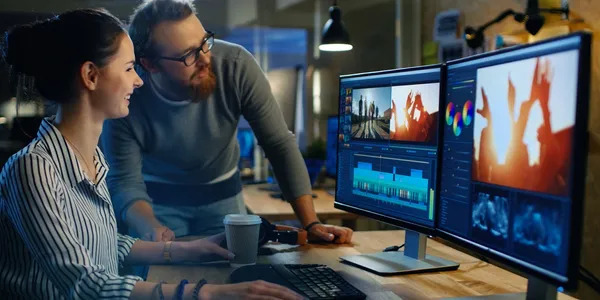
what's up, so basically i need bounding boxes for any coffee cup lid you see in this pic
[223,214,262,225]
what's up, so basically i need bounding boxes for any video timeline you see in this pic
[351,154,433,212]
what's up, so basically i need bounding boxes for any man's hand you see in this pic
[289,195,353,244]
[141,225,175,242]
[307,223,353,244]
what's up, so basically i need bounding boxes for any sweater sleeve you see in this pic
[234,47,312,202]
[101,118,152,221]
[3,154,142,299]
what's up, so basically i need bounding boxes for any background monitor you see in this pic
[10,116,43,145]
[437,32,591,290]
[237,128,255,178]
[325,115,338,177]
[334,65,458,274]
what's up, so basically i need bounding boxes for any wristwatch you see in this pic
[163,241,173,263]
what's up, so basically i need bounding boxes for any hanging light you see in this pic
[319,1,353,52]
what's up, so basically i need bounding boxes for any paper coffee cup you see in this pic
[224,214,261,267]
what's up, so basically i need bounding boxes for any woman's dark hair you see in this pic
[1,8,127,103]
[128,0,196,69]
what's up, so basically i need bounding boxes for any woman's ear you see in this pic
[80,61,100,91]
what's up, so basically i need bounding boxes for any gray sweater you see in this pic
[101,40,311,220]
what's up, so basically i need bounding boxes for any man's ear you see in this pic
[140,57,160,73]
[80,61,99,91]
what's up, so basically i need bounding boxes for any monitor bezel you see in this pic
[334,64,444,236]
[435,32,591,290]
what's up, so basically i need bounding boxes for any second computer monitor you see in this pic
[335,65,443,233]
[438,32,591,289]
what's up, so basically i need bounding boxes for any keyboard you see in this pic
[229,264,367,300]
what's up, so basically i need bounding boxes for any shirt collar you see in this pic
[36,117,109,188]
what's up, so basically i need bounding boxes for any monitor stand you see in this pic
[446,276,557,300]
[339,229,459,275]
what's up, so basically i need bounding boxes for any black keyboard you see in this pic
[229,264,367,300]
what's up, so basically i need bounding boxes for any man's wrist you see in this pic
[301,216,321,228]
[125,200,163,233]
[292,194,320,227]
[136,219,163,236]
[304,221,322,232]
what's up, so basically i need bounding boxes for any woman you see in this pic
[0,9,302,300]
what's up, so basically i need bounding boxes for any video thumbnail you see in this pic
[513,196,563,257]
[472,51,579,196]
[472,192,509,239]
[351,87,391,140]
[390,83,440,143]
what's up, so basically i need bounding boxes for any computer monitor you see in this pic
[325,115,338,177]
[334,65,459,274]
[237,128,255,178]
[10,116,43,145]
[437,32,591,296]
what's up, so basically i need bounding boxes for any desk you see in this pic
[243,184,359,226]
[147,230,575,299]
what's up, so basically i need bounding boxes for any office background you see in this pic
[0,0,598,298]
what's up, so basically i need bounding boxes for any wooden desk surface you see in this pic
[147,230,575,299]
[243,184,358,222]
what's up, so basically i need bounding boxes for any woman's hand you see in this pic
[181,233,234,263]
[200,281,305,300]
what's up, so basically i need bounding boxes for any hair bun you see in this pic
[3,19,56,76]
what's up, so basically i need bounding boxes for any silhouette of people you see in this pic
[474,58,569,196]
[368,100,375,135]
[390,91,433,142]
[358,95,363,123]
[364,98,368,134]
[475,87,498,182]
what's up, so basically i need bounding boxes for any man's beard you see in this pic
[189,63,217,102]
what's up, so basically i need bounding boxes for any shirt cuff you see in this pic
[99,275,143,299]
[117,233,139,268]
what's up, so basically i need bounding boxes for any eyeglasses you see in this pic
[155,31,214,66]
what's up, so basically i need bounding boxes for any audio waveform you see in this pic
[352,161,429,210]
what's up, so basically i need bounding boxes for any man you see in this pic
[102,0,353,244]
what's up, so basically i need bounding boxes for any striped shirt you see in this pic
[0,118,142,299]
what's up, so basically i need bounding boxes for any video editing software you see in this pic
[438,35,587,282]
[336,66,442,228]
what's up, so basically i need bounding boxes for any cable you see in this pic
[14,74,35,142]
[15,75,34,141]
[383,244,404,252]
[579,265,600,294]
[580,265,600,286]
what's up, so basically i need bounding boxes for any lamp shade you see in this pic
[319,5,352,51]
